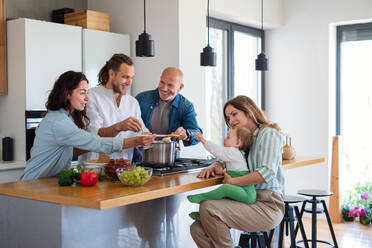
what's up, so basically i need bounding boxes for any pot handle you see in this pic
[138,145,153,151]
[176,141,181,151]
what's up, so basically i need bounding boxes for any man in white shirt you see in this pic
[80,53,147,162]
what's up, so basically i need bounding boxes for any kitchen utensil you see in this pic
[155,134,186,139]
[138,140,178,166]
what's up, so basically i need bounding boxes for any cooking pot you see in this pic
[139,141,178,166]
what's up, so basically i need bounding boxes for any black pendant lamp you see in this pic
[255,0,268,71]
[200,0,216,66]
[136,0,155,57]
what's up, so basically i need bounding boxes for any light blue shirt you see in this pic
[246,127,285,195]
[20,109,123,180]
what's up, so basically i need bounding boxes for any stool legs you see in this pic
[288,206,297,247]
[279,215,285,247]
[279,204,309,248]
[238,232,269,248]
[321,200,339,248]
[295,198,338,248]
[311,197,317,248]
[294,205,309,248]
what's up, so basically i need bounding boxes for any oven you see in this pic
[25,110,46,160]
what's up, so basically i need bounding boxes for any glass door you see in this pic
[205,18,264,145]
[205,27,227,145]
[234,30,262,104]
[337,23,372,198]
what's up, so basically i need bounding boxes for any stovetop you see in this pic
[137,158,216,176]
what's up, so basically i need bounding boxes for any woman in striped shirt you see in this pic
[190,95,285,248]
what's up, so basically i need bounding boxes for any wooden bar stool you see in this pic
[278,195,309,248]
[295,189,339,248]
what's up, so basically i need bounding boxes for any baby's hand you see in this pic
[194,132,206,144]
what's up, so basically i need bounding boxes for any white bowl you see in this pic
[83,160,106,175]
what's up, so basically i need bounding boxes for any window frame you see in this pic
[336,22,372,135]
[209,17,266,110]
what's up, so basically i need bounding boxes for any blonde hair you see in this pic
[232,126,253,151]
[224,95,281,132]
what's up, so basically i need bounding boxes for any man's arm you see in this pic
[97,117,143,137]
[180,102,202,146]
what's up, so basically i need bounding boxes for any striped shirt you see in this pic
[247,127,285,195]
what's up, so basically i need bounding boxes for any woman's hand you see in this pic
[197,161,223,178]
[138,134,156,146]
[222,171,234,184]
[123,134,156,149]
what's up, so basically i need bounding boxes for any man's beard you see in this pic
[113,83,127,96]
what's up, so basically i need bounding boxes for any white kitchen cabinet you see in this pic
[0,18,82,162]
[0,18,130,162]
[25,19,82,110]
[7,18,83,110]
[0,161,25,183]
[83,29,130,87]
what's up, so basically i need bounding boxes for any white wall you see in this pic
[211,0,283,29]
[88,0,283,158]
[88,0,179,94]
[178,0,207,157]
[266,0,372,196]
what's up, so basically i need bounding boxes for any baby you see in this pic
[187,126,256,221]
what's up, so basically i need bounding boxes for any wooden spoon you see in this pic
[156,134,187,139]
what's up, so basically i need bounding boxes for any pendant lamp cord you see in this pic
[261,0,263,30]
[144,0,147,33]
[207,0,210,46]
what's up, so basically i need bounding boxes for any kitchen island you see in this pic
[0,156,324,248]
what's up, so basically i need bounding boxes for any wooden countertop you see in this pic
[0,156,325,210]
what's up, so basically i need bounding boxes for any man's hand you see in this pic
[171,127,187,140]
[116,117,142,132]
[194,131,206,144]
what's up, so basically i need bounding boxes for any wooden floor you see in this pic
[280,217,372,248]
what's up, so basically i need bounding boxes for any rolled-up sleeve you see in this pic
[255,129,282,184]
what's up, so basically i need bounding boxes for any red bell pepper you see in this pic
[80,171,98,186]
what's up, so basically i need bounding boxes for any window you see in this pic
[205,18,265,145]
[336,23,372,197]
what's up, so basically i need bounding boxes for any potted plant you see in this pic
[342,182,372,225]
[342,205,355,221]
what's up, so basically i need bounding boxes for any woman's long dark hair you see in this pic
[45,71,90,130]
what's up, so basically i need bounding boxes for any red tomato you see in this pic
[80,171,98,186]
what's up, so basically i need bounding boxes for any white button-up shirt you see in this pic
[80,86,147,162]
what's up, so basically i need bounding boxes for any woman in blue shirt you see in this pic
[190,95,285,248]
[20,71,155,181]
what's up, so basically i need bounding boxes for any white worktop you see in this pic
[0,160,26,171]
